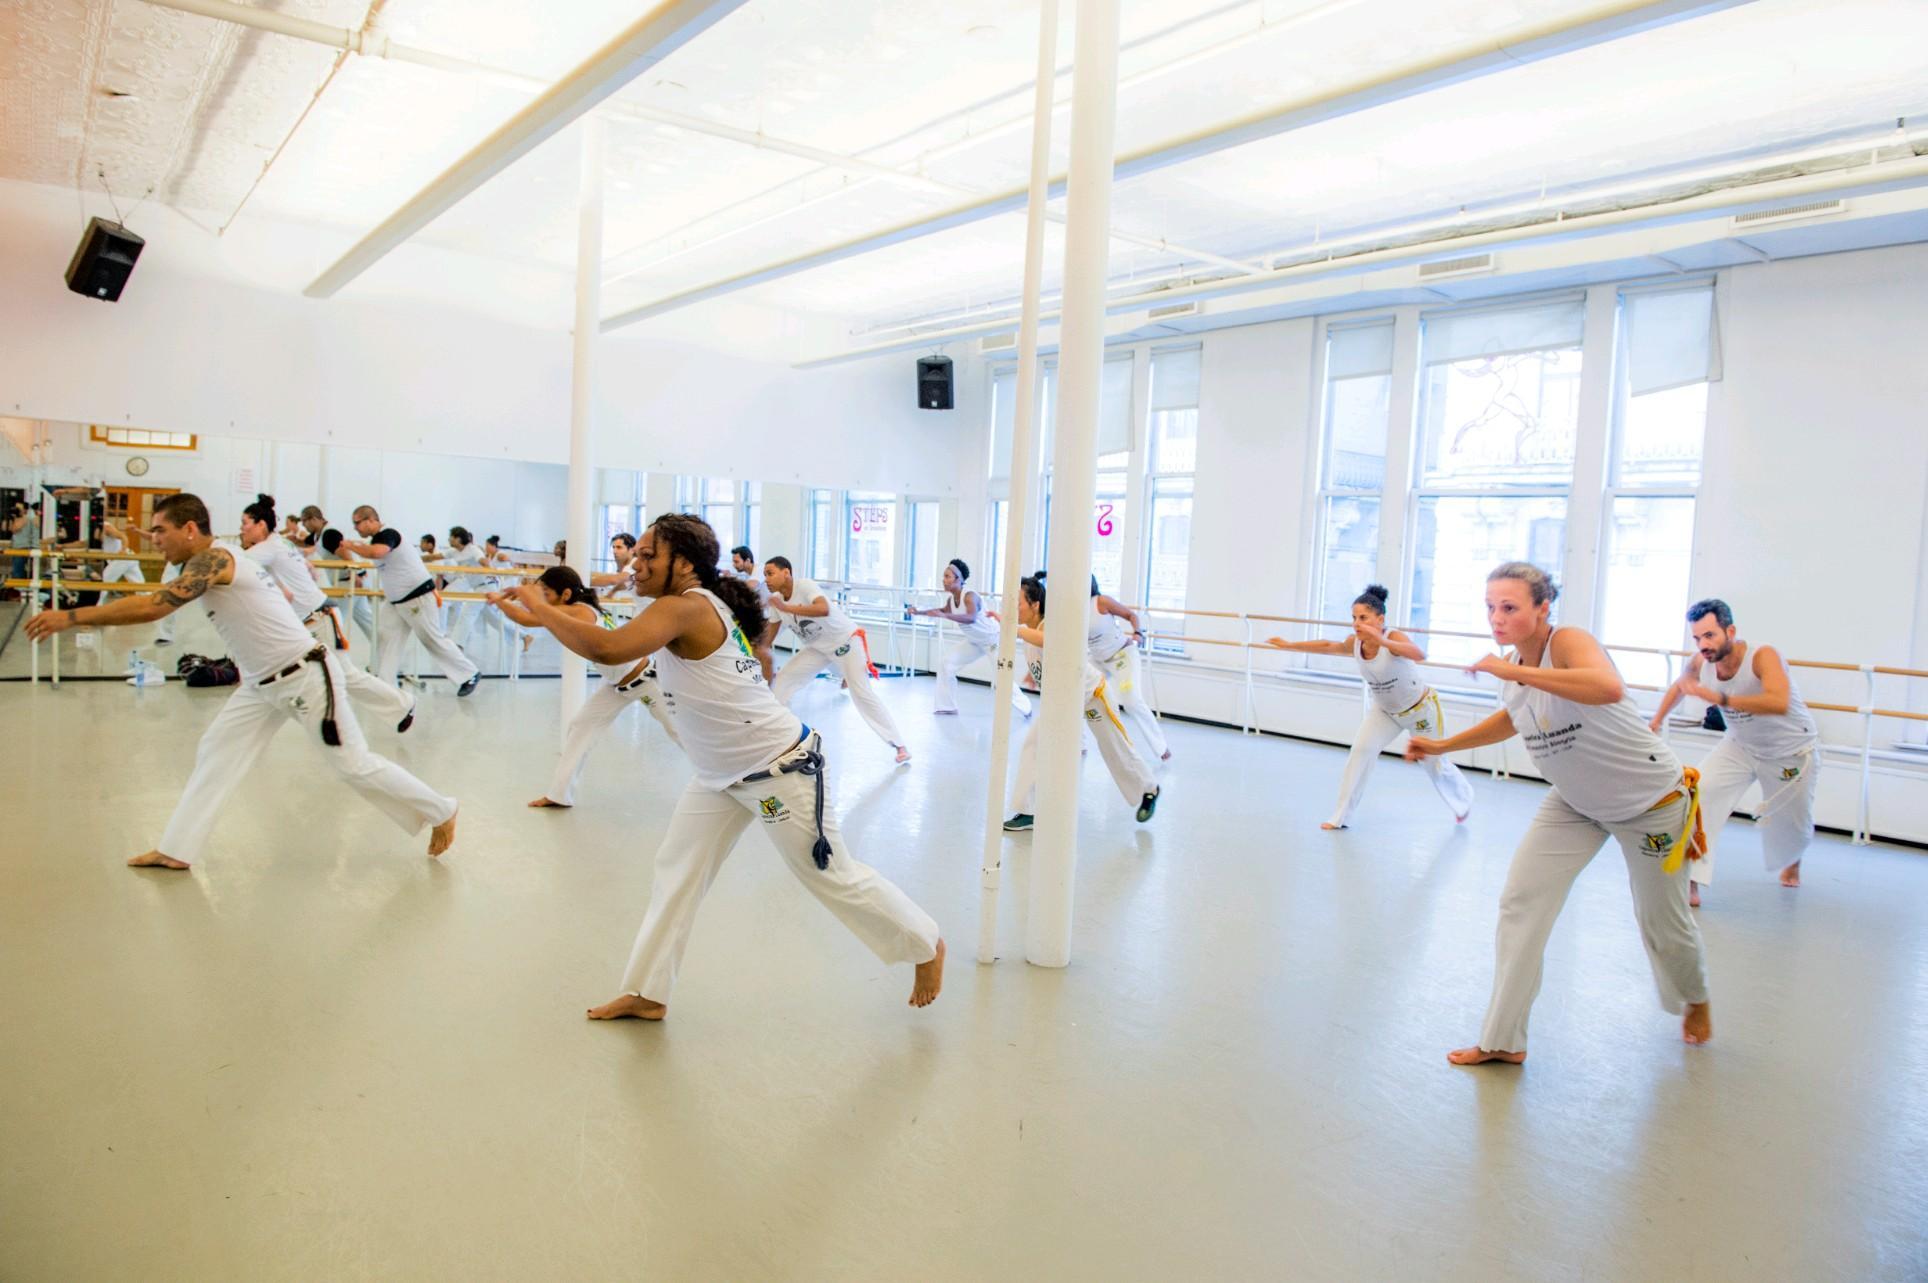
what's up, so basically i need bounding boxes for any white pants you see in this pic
[1692,738,1818,884]
[449,599,484,647]
[618,736,940,1002]
[1329,691,1474,827]
[155,561,181,641]
[548,668,682,806]
[1097,645,1169,762]
[155,652,457,865]
[102,559,145,585]
[376,594,479,686]
[307,611,413,726]
[934,637,1031,717]
[770,637,905,749]
[1475,788,1709,1054]
[1008,681,1156,814]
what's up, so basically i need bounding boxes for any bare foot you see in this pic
[1320,821,1344,831]
[1682,1002,1712,1045]
[1780,862,1801,888]
[527,797,570,808]
[1447,1046,1526,1066]
[127,849,190,871]
[894,746,911,767]
[933,709,958,717]
[910,938,945,1008]
[587,994,667,1021]
[428,809,458,858]
[1689,880,1701,908]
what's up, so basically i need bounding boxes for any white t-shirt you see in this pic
[199,542,316,682]
[778,576,853,648]
[245,534,325,618]
[369,528,433,603]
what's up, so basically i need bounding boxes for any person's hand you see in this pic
[1405,735,1445,762]
[25,609,74,642]
[1265,636,1289,649]
[1467,653,1514,681]
[1355,620,1386,645]
[509,582,544,609]
[769,596,792,614]
[1649,714,1666,734]
[1681,678,1719,705]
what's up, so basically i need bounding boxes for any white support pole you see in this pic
[1856,666,1876,845]
[29,548,42,683]
[977,0,1060,966]
[50,552,62,687]
[562,117,605,737]
[1028,0,1122,970]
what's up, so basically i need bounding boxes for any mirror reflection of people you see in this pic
[338,505,480,695]
[763,556,910,766]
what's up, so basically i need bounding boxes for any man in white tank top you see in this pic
[762,556,910,765]
[340,505,480,695]
[26,493,458,871]
[1651,598,1820,898]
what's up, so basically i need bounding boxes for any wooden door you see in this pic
[103,487,179,579]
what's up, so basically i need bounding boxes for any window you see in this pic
[596,469,645,573]
[90,426,197,451]
[1408,298,1584,667]
[843,490,897,586]
[987,499,1010,594]
[1140,348,1199,649]
[808,489,838,579]
[742,482,762,562]
[1037,357,1132,581]
[908,500,941,590]
[1313,322,1393,636]
[1598,282,1715,687]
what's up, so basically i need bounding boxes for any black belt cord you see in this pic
[746,730,834,869]
[301,645,342,747]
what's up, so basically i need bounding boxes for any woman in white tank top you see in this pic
[1404,562,1711,1066]
[914,558,1031,718]
[1266,583,1473,829]
[509,514,944,1023]
[493,566,681,809]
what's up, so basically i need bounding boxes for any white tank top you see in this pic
[1353,635,1427,714]
[952,589,999,647]
[1086,598,1128,660]
[653,588,802,790]
[246,535,325,618]
[1702,649,1818,760]
[1022,637,1103,699]
[199,541,316,682]
[103,533,125,555]
[1501,628,1680,823]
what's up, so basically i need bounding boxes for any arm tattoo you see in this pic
[158,548,228,611]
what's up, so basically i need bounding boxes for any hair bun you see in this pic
[1363,583,1389,602]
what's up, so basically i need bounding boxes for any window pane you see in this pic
[1599,496,1696,690]
[1145,477,1193,623]
[809,492,836,578]
[744,504,761,560]
[1151,407,1197,475]
[1616,381,1706,487]
[844,491,896,586]
[599,505,636,569]
[1417,346,1582,487]
[702,504,736,565]
[1408,495,1567,667]
[910,501,940,590]
[988,500,1009,594]
[702,478,736,504]
[1316,495,1380,627]
[1092,472,1128,597]
[1323,374,1390,490]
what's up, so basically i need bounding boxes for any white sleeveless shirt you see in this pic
[199,541,316,682]
[654,588,801,789]
[1086,598,1128,661]
[1502,628,1680,823]
[1023,637,1103,699]
[246,535,325,618]
[951,589,999,647]
[1702,649,1818,760]
[1352,635,1427,714]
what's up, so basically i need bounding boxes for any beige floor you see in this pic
[2,655,1926,1282]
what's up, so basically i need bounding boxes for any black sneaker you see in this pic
[1135,789,1160,823]
[1002,813,1034,832]
[456,674,480,697]
[397,703,416,734]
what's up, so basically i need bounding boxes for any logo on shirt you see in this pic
[1780,765,1801,781]
[1413,718,1431,733]
[1083,706,1102,722]
[758,797,786,819]
[834,641,852,657]
[1640,832,1673,856]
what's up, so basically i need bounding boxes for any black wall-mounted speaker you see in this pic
[65,217,145,302]
[917,356,954,410]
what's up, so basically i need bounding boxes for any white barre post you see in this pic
[562,116,605,737]
[977,0,1061,966]
[1028,0,1122,970]
[28,548,41,682]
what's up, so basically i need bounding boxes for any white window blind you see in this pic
[1422,296,1585,365]
[1098,355,1134,457]
[1623,284,1719,395]
[1326,322,1394,379]
[1150,347,1201,410]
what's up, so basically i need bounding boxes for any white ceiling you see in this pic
[4,0,1927,350]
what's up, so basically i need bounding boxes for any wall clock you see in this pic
[126,456,150,477]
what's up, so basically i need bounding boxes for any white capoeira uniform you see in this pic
[1087,599,1169,763]
[441,542,489,644]
[247,534,412,728]
[368,529,479,688]
[1008,637,1156,814]
[1327,636,1474,827]
[1692,653,1819,883]
[1473,630,1710,1054]
[154,542,456,866]
[100,534,144,586]
[617,587,940,1003]
[546,607,682,806]
[933,587,1032,717]
[769,576,906,751]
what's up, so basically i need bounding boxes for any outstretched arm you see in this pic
[25,546,230,638]
[1264,637,1353,656]
[1406,707,1517,760]
[512,585,689,666]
